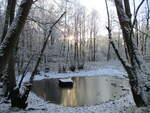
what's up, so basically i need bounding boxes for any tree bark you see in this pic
[7,54,16,93]
[2,0,17,97]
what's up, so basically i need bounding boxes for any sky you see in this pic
[80,0,106,12]
[79,0,146,36]
[80,0,114,35]
[79,0,144,16]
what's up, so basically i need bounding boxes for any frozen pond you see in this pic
[32,76,130,107]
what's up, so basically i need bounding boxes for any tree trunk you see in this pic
[114,0,150,106]
[0,0,33,72]
[107,41,111,61]
[0,0,11,42]
[0,0,33,108]
[1,0,17,97]
[7,54,16,94]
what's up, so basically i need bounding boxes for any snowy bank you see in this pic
[26,92,135,113]
[0,88,135,113]
[18,67,127,83]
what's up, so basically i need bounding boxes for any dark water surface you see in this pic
[32,76,130,107]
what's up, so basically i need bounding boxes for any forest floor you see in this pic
[0,60,150,113]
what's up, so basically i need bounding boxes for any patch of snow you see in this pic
[39,68,126,80]
[0,86,135,113]
[59,78,73,83]
[27,92,135,113]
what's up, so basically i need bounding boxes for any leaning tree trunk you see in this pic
[114,0,150,107]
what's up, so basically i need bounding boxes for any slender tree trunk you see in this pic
[107,41,111,61]
[133,0,139,48]
[0,0,11,42]
[89,28,93,61]
[93,37,96,61]
[144,0,149,55]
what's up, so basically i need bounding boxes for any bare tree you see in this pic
[0,0,33,108]
[113,0,150,106]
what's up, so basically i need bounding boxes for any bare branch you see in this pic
[105,0,131,70]
[132,0,145,26]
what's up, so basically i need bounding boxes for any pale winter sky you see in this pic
[80,0,108,35]
[79,0,145,35]
[80,0,145,16]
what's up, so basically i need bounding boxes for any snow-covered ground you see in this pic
[0,87,135,113]
[18,67,127,83]
[1,61,141,113]
[17,61,127,83]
